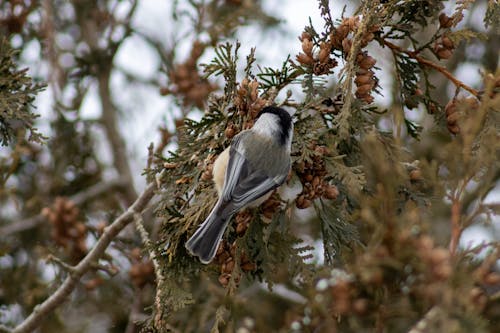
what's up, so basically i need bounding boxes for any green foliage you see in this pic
[242,210,316,288]
[257,56,300,92]
[316,200,358,265]
[202,42,240,97]
[392,0,444,28]
[484,0,500,33]
[0,38,45,146]
[148,1,500,331]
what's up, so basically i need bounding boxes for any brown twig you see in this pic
[124,289,144,333]
[75,0,139,205]
[0,178,127,236]
[449,195,462,256]
[337,4,376,139]
[133,213,166,328]
[98,69,138,204]
[383,40,479,97]
[11,183,156,333]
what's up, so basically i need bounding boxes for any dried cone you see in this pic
[354,52,377,103]
[43,197,88,262]
[166,40,217,109]
[235,210,252,236]
[296,53,315,65]
[434,34,455,60]
[225,122,237,139]
[296,194,312,209]
[330,23,350,49]
[445,99,459,134]
[323,184,339,200]
[240,253,257,272]
[409,169,422,182]
[439,13,453,28]
[261,195,281,220]
[129,261,154,289]
[441,36,454,49]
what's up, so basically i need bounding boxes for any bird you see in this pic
[185,106,293,264]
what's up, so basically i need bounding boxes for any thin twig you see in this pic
[124,289,143,333]
[11,183,156,333]
[0,324,12,333]
[337,3,377,139]
[46,254,76,273]
[383,40,480,96]
[133,213,166,328]
[0,178,127,236]
[407,306,441,333]
[449,195,462,256]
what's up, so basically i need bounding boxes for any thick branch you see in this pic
[0,178,127,236]
[383,40,480,96]
[98,69,138,204]
[11,183,156,333]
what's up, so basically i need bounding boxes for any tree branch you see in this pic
[97,69,138,204]
[10,183,157,333]
[383,40,480,97]
[0,178,128,236]
[133,213,166,328]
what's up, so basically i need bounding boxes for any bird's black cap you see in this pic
[257,106,293,145]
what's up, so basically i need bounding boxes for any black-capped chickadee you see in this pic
[186,106,293,264]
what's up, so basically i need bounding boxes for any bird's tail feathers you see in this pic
[185,204,231,264]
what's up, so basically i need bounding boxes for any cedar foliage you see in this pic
[0,1,499,333]
[149,1,500,332]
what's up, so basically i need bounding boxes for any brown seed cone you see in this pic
[296,53,315,65]
[356,83,374,96]
[296,195,312,209]
[300,31,312,41]
[409,169,422,181]
[323,185,339,200]
[236,221,248,236]
[483,272,500,285]
[225,122,237,139]
[464,96,479,109]
[447,123,460,134]
[445,98,457,116]
[436,47,453,60]
[361,32,375,46]
[358,55,376,70]
[342,39,352,54]
[313,62,335,76]
[249,80,259,101]
[241,261,257,272]
[344,16,359,31]
[360,94,374,104]
[301,39,314,56]
[441,36,454,49]
[218,273,231,287]
[439,13,453,28]
[318,47,330,64]
[446,111,459,124]
[221,257,235,274]
[355,73,373,86]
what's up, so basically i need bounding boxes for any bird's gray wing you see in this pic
[219,136,287,215]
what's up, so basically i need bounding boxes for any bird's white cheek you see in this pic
[212,147,230,196]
